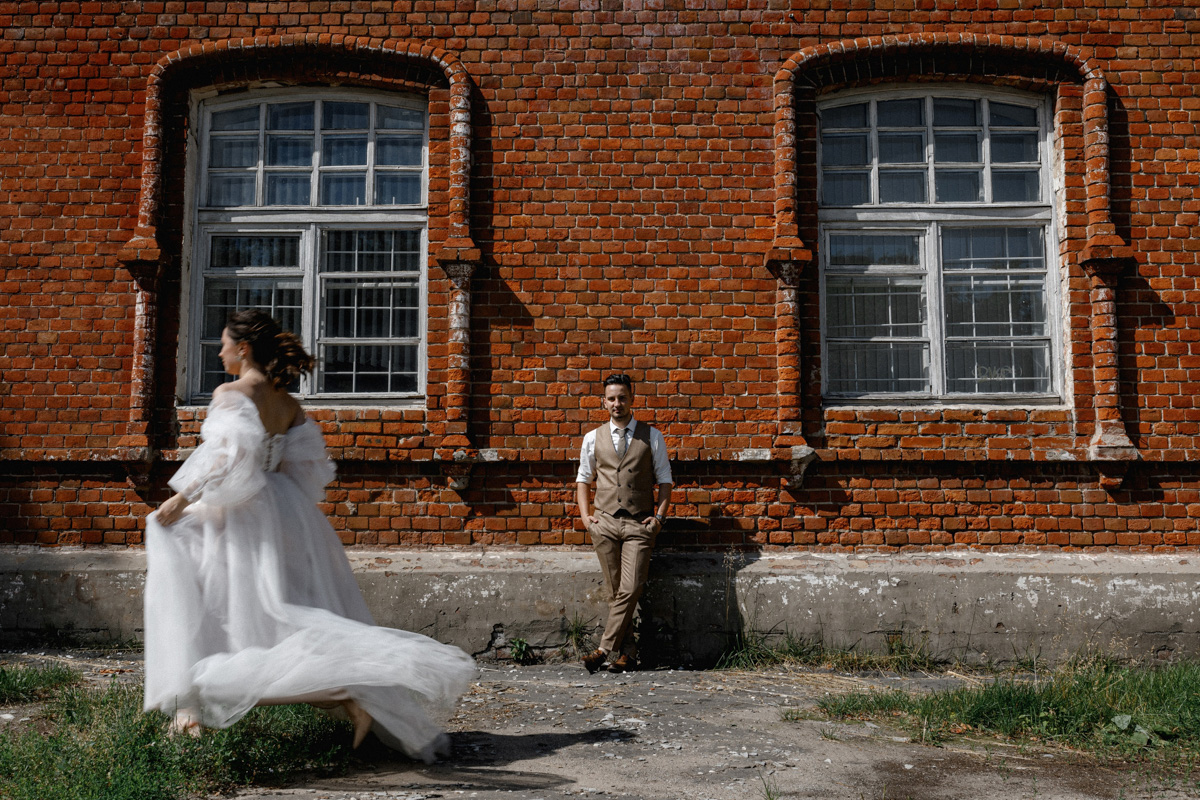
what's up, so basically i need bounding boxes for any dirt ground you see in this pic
[2,649,1197,800]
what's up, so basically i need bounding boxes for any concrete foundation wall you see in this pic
[2,547,1199,667]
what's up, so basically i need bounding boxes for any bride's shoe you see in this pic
[342,699,373,749]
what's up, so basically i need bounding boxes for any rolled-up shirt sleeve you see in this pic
[649,427,673,485]
[575,428,598,484]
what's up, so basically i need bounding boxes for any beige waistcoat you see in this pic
[593,422,656,518]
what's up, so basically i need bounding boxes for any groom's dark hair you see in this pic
[602,374,634,393]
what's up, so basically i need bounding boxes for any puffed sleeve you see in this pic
[168,392,267,507]
[278,419,336,503]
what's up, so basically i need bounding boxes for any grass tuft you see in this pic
[815,658,1200,761]
[717,628,822,670]
[563,612,595,657]
[0,672,354,800]
[0,663,81,704]
[718,627,944,673]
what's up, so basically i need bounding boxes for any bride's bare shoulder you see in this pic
[212,381,253,402]
[283,393,306,429]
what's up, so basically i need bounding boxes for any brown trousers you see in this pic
[588,510,657,656]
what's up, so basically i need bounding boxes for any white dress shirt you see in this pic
[575,418,673,485]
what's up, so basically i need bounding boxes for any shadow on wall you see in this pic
[638,549,760,669]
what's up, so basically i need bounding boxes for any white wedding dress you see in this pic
[143,391,476,761]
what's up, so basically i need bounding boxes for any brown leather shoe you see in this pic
[607,654,635,673]
[581,648,607,673]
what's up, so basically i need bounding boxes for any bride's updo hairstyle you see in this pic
[225,309,315,389]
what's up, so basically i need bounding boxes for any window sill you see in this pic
[822,397,1068,409]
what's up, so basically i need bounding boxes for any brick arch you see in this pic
[767,32,1133,269]
[119,34,479,266]
[115,35,481,458]
[766,33,1138,478]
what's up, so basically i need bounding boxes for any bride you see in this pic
[143,309,475,760]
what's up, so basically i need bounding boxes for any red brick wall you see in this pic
[2,2,1198,551]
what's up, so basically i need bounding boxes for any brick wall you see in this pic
[2,1,1198,551]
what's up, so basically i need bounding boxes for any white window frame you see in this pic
[817,84,1064,405]
[180,87,430,404]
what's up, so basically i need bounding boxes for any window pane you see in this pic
[210,137,259,168]
[268,102,314,131]
[991,133,1039,163]
[323,101,369,130]
[322,136,368,166]
[320,173,366,205]
[357,231,394,272]
[324,283,388,340]
[878,133,924,163]
[378,105,424,130]
[942,227,1044,270]
[826,276,926,338]
[393,287,421,337]
[198,343,228,395]
[826,341,930,394]
[828,233,920,266]
[207,174,255,207]
[319,343,419,394]
[201,277,303,393]
[360,286,392,337]
[990,102,1037,127]
[821,134,869,166]
[945,340,1050,394]
[212,107,259,132]
[944,274,1047,337]
[375,174,422,205]
[321,229,422,272]
[992,170,1040,202]
[391,370,419,394]
[822,103,868,128]
[323,281,420,338]
[377,137,423,166]
[821,172,870,205]
[879,170,927,203]
[266,174,311,205]
[267,135,313,166]
[210,235,301,269]
[935,169,982,202]
[877,98,924,127]
[934,133,980,163]
[933,98,980,127]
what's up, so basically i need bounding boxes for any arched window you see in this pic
[185,88,429,400]
[818,86,1060,402]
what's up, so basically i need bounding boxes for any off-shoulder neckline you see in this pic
[212,389,310,436]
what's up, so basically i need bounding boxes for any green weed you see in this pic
[563,612,594,656]
[757,769,781,800]
[0,677,354,800]
[718,627,943,673]
[814,658,1200,764]
[508,637,535,665]
[717,628,819,670]
[0,663,80,703]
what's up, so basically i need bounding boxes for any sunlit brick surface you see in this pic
[2,3,1198,551]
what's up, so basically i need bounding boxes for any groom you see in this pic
[575,374,673,673]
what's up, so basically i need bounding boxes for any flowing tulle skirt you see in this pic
[143,471,476,761]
